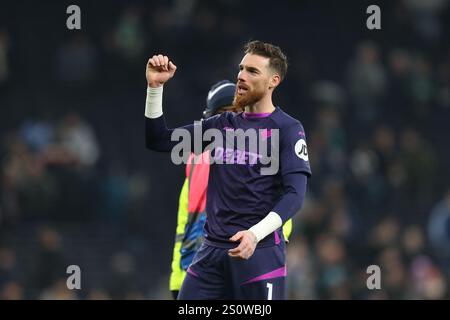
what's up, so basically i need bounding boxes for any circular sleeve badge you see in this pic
[294,139,309,161]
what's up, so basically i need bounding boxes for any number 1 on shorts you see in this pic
[266,282,273,300]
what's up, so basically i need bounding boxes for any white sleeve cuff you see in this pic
[145,86,164,118]
[249,211,283,243]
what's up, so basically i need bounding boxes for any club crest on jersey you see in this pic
[294,139,308,161]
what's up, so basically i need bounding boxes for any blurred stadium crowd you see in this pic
[0,0,450,299]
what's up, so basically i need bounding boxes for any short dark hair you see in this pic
[244,40,288,81]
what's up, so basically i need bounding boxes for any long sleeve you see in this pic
[145,114,221,154]
[144,85,219,153]
[272,171,307,223]
[145,115,192,152]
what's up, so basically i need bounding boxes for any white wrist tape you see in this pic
[145,86,164,118]
[249,211,283,243]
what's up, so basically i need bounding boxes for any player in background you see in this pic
[145,40,310,299]
[169,80,293,299]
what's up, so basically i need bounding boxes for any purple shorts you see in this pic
[178,241,287,300]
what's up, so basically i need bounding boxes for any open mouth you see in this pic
[237,84,249,95]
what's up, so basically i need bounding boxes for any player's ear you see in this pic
[269,73,281,90]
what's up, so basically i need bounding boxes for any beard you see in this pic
[232,86,265,109]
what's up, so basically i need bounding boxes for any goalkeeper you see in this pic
[169,80,293,299]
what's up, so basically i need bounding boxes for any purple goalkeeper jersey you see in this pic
[199,107,311,248]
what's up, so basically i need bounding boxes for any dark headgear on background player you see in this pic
[203,80,237,119]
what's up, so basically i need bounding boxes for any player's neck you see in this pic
[245,95,275,114]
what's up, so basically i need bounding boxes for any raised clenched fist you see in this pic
[146,54,177,88]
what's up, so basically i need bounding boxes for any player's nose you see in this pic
[237,70,247,83]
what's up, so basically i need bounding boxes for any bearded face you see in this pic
[232,82,266,109]
[232,54,274,109]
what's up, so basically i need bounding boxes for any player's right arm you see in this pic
[144,54,218,153]
[145,54,180,152]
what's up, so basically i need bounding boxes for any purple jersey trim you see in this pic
[187,267,199,278]
[242,266,287,285]
[274,231,280,245]
[243,112,272,119]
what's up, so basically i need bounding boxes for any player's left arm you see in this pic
[228,173,307,259]
[229,122,311,260]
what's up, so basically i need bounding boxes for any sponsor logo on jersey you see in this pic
[294,139,308,161]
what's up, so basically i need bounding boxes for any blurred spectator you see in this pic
[28,227,67,295]
[399,128,437,216]
[407,56,435,118]
[126,171,150,230]
[57,113,100,169]
[388,49,412,82]
[0,281,23,300]
[314,233,350,299]
[19,119,54,154]
[401,225,426,262]
[309,107,347,179]
[170,0,197,29]
[0,246,19,286]
[1,133,57,221]
[286,236,317,299]
[100,163,129,222]
[311,81,346,109]
[372,125,397,174]
[87,288,111,300]
[369,217,400,250]
[347,41,387,125]
[387,49,412,119]
[297,200,329,243]
[428,188,450,270]
[409,255,447,299]
[377,246,408,299]
[1,111,102,224]
[39,279,78,300]
[349,143,384,215]
[113,6,146,63]
[56,34,98,86]
[106,252,140,299]
[404,0,448,44]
